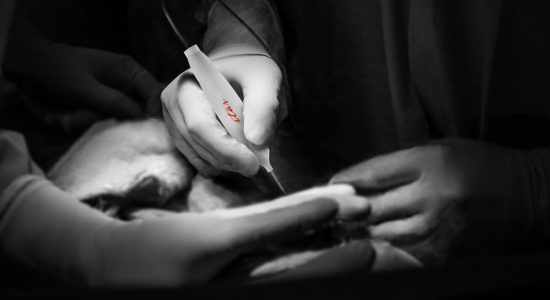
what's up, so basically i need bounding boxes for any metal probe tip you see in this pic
[268,170,286,194]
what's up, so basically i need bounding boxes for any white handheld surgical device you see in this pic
[184,45,286,194]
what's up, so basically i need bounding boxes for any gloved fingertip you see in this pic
[371,241,423,272]
[226,197,339,249]
[336,195,371,220]
[264,240,375,283]
[328,173,349,185]
[228,151,260,177]
[300,197,341,218]
[244,126,269,147]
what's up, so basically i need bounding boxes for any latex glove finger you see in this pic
[212,184,356,220]
[178,75,259,176]
[242,82,279,147]
[82,80,144,118]
[334,194,371,220]
[261,240,374,283]
[128,209,179,220]
[162,104,220,177]
[369,215,430,244]
[239,58,281,147]
[371,240,423,272]
[0,132,44,192]
[330,149,422,191]
[367,185,420,223]
[101,54,164,104]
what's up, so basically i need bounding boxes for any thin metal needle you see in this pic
[268,170,286,194]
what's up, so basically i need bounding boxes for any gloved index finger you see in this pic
[102,55,164,104]
[212,198,338,253]
[213,184,355,220]
[126,68,164,104]
[241,76,280,147]
[258,240,375,283]
[83,82,144,118]
[330,149,421,193]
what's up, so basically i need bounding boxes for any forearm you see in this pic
[201,0,285,64]
[0,131,114,285]
[0,176,113,285]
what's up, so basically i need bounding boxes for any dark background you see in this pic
[2,0,550,297]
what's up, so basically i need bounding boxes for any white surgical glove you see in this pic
[0,131,345,287]
[161,46,283,177]
[0,175,343,287]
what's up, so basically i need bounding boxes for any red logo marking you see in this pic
[222,99,241,123]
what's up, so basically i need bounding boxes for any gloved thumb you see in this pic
[242,79,280,147]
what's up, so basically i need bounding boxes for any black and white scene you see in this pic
[1,0,550,298]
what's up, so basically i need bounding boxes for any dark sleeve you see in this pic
[461,143,550,253]
[511,148,550,248]
[201,0,285,66]
[198,0,290,123]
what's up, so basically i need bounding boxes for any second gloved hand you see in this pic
[331,139,545,265]
[0,176,340,287]
[6,41,163,122]
[161,47,283,177]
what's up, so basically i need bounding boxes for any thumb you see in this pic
[242,78,280,147]
[215,198,338,252]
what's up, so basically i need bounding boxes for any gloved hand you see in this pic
[0,176,343,287]
[258,239,421,284]
[3,12,164,133]
[331,138,548,265]
[161,46,283,177]
[18,42,162,116]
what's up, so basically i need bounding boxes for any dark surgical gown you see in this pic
[274,1,550,249]
[276,0,550,167]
